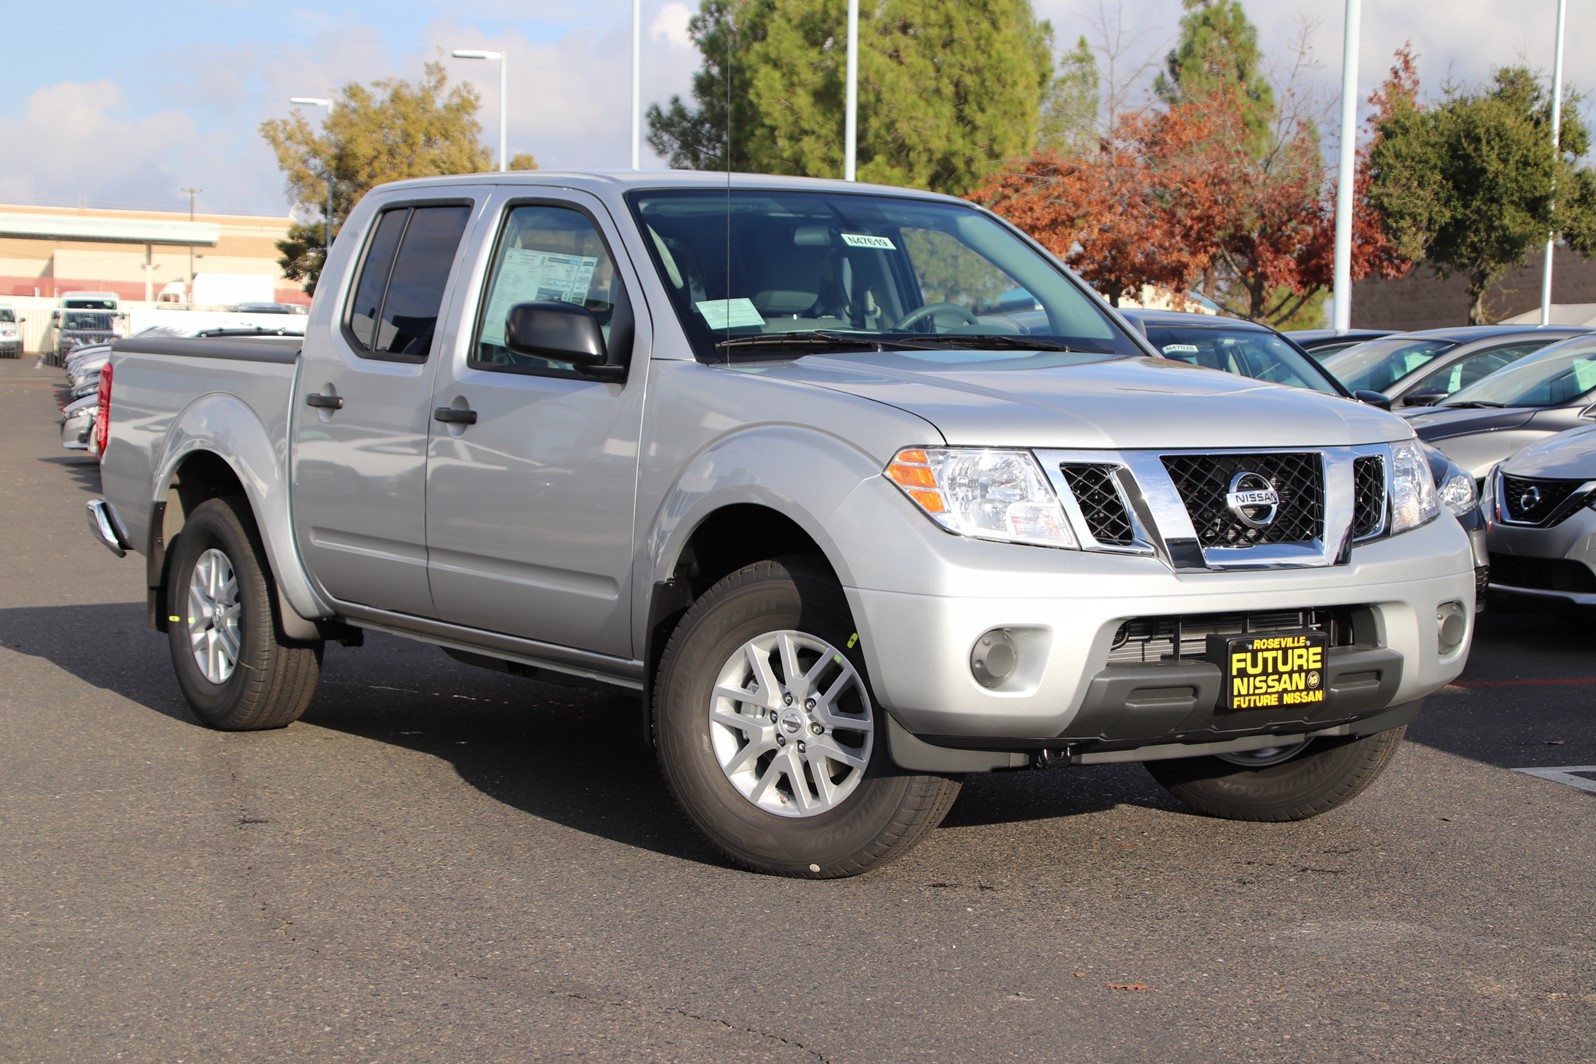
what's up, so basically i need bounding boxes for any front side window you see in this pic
[472,204,624,374]
[1443,337,1596,408]
[628,188,1140,363]
[344,204,471,360]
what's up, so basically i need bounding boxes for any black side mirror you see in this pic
[1402,391,1447,407]
[1352,389,1392,410]
[505,301,628,381]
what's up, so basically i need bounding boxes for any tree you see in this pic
[1368,60,1596,324]
[261,61,538,293]
[1038,35,1100,156]
[647,0,1053,196]
[1154,0,1276,157]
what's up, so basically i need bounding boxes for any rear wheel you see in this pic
[654,557,961,878]
[166,496,321,730]
[1144,726,1407,821]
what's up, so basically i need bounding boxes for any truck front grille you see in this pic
[1352,455,1386,538]
[1162,452,1323,547]
[1060,463,1134,545]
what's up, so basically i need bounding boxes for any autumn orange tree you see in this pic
[974,82,1407,325]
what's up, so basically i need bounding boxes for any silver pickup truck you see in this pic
[88,171,1475,877]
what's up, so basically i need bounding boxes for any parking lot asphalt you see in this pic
[1,356,1591,1062]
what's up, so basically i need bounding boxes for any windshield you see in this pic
[627,188,1142,362]
[63,297,117,311]
[1440,336,1596,408]
[0,309,13,323]
[1143,323,1340,395]
[1321,337,1457,392]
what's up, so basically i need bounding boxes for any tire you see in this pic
[1143,725,1408,822]
[166,496,322,730]
[654,557,962,878]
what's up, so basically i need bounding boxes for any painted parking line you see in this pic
[1513,766,1596,794]
[1449,677,1596,688]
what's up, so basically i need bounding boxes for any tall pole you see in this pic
[844,0,858,181]
[181,187,201,303]
[1540,0,1568,326]
[289,97,336,252]
[631,0,641,169]
[451,50,507,171]
[1331,0,1361,334]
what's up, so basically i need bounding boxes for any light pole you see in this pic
[451,49,507,171]
[289,97,336,255]
[181,187,202,303]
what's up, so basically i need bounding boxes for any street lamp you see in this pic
[289,96,336,252]
[181,187,202,302]
[451,49,507,172]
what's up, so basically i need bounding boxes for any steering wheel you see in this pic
[891,302,978,333]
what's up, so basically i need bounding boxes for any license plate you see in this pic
[1207,630,1329,711]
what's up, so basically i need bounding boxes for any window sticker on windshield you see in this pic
[1162,343,1200,354]
[695,298,765,330]
[481,248,599,345]
[840,233,896,250]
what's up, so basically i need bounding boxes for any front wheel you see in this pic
[654,557,961,878]
[1143,726,1407,822]
[166,496,322,730]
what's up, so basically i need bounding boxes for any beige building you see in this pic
[0,203,305,307]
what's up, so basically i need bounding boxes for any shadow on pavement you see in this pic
[1,601,1165,870]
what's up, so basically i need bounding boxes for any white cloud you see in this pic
[652,4,694,49]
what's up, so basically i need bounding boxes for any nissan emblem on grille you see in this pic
[1225,471,1280,529]
[1519,485,1542,514]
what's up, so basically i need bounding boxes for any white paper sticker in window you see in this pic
[840,233,896,250]
[481,248,599,345]
[1161,344,1200,354]
[694,298,765,330]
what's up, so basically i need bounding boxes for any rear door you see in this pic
[423,190,650,658]
[290,192,483,616]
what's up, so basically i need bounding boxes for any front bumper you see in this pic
[839,494,1474,762]
[1487,506,1596,611]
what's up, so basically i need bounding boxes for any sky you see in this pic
[0,1,1590,220]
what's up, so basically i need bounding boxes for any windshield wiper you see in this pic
[878,332,1084,352]
[713,330,918,352]
[1440,401,1507,409]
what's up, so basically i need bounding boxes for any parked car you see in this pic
[1121,310,1485,597]
[1119,309,1354,398]
[1482,424,1596,612]
[1286,328,1398,360]
[59,394,97,450]
[1321,326,1591,410]
[0,304,23,358]
[1406,333,1596,480]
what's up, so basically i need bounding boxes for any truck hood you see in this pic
[731,350,1410,449]
[1499,424,1596,479]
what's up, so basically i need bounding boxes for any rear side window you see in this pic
[344,204,471,360]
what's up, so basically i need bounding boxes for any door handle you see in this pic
[305,392,344,410]
[433,406,478,425]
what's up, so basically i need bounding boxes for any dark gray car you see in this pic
[1405,333,1596,479]
[1483,424,1596,612]
[1322,325,1590,409]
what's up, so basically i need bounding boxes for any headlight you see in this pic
[886,447,1078,548]
[1390,439,1440,532]
[1437,466,1477,517]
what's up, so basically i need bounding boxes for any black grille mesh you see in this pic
[1500,475,1587,526]
[1488,554,1596,593]
[1108,608,1342,664]
[1352,455,1386,538]
[1061,464,1134,545]
[1162,453,1323,547]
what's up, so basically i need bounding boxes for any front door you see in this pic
[424,192,649,658]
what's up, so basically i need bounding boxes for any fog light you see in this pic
[1436,601,1467,655]
[971,629,1018,689]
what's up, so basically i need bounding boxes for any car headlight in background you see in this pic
[1436,462,1478,517]
[1390,439,1441,533]
[886,447,1078,548]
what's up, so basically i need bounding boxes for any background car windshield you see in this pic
[1441,337,1596,407]
[1321,337,1457,392]
[1146,325,1339,394]
[628,188,1140,361]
